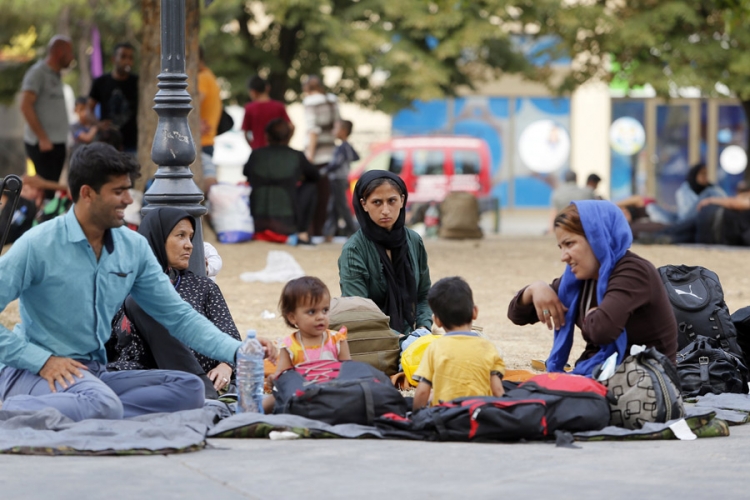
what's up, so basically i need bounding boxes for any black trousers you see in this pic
[296,182,319,233]
[123,296,220,399]
[310,164,330,236]
[25,142,66,200]
[324,178,358,237]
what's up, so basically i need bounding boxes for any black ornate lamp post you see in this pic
[143,0,206,275]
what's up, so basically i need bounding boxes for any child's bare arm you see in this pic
[413,380,431,411]
[274,348,293,375]
[490,373,504,397]
[337,339,352,361]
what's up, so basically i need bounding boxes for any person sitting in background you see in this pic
[243,118,319,244]
[106,207,241,399]
[586,173,603,199]
[548,171,595,232]
[646,163,726,225]
[508,201,677,375]
[413,277,505,410]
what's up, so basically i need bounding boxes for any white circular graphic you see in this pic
[609,117,646,156]
[719,145,747,175]
[518,120,571,173]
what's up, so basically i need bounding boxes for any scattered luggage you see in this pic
[329,297,401,376]
[597,347,684,430]
[272,361,407,425]
[730,306,750,363]
[376,397,547,442]
[505,373,611,433]
[676,336,749,398]
[658,265,744,358]
[438,192,483,240]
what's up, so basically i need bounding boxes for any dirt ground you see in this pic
[5,229,749,370]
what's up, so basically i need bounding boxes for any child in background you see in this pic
[204,242,222,281]
[323,120,359,241]
[262,276,350,412]
[413,277,505,411]
[71,96,98,150]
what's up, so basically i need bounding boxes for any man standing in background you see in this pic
[198,47,222,192]
[88,43,139,154]
[241,76,294,151]
[19,35,74,199]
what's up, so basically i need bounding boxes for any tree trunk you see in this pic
[741,99,750,184]
[137,0,202,191]
[76,21,92,98]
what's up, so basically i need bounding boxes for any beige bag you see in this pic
[329,296,400,376]
[439,192,483,239]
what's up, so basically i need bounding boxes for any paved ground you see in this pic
[1,423,749,499]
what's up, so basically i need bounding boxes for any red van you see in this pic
[349,136,492,204]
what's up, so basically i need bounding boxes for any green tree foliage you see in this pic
[200,0,529,112]
[0,0,140,104]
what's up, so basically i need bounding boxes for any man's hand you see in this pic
[258,337,278,364]
[39,356,89,392]
[38,137,53,152]
[207,363,233,391]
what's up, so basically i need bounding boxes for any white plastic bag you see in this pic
[208,183,254,243]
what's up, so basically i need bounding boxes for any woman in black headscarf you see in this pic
[674,163,726,223]
[106,207,241,399]
[337,171,432,337]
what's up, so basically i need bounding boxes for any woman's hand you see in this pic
[524,281,568,331]
[258,337,279,364]
[207,363,233,391]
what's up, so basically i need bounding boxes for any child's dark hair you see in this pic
[338,120,353,136]
[75,96,88,107]
[427,277,475,330]
[279,276,331,328]
[248,75,268,93]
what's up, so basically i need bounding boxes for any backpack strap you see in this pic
[359,381,375,425]
[698,355,711,392]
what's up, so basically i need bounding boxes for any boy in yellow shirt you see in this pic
[413,277,505,410]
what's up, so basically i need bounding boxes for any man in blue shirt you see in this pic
[0,143,275,421]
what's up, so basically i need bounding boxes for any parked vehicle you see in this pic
[348,136,492,204]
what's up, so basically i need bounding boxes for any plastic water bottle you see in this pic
[236,329,265,413]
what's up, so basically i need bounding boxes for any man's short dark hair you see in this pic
[68,143,141,202]
[248,75,268,94]
[586,173,602,185]
[339,120,353,136]
[74,96,88,107]
[113,42,135,56]
[265,118,291,145]
[427,277,475,330]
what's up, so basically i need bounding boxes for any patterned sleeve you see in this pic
[201,280,242,371]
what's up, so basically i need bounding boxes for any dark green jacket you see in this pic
[338,228,432,335]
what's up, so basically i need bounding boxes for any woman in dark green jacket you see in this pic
[338,170,432,337]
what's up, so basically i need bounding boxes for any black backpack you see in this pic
[730,306,750,363]
[272,361,407,426]
[0,175,23,251]
[505,373,611,433]
[376,397,548,442]
[658,265,744,358]
[676,336,749,398]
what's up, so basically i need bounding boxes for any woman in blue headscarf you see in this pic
[508,200,678,375]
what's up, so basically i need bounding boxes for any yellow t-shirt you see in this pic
[413,332,505,405]
[198,67,222,147]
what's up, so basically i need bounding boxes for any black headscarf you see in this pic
[687,163,711,195]
[353,170,416,333]
[138,207,196,277]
